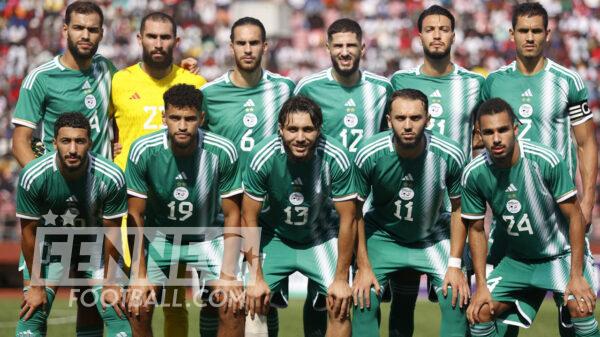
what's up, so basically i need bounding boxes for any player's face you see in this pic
[63,12,103,61]
[510,15,550,60]
[230,25,267,73]
[164,105,203,149]
[139,19,179,70]
[478,112,518,162]
[327,32,365,77]
[388,98,430,148]
[420,14,454,59]
[279,112,320,161]
[53,127,91,171]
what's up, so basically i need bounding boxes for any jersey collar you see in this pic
[326,67,365,85]
[415,63,458,77]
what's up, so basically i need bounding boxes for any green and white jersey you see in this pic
[390,64,484,158]
[243,134,357,245]
[294,68,393,156]
[355,130,465,245]
[481,59,591,177]
[461,140,577,260]
[201,70,295,166]
[12,55,117,159]
[16,152,126,226]
[125,129,242,228]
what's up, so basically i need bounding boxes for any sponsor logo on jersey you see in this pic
[173,187,189,201]
[243,113,258,128]
[175,172,187,180]
[66,195,78,202]
[244,99,255,113]
[521,89,533,97]
[129,92,141,100]
[518,104,533,118]
[344,113,359,128]
[289,192,304,205]
[430,89,442,98]
[402,174,414,181]
[84,94,97,109]
[292,177,303,186]
[399,187,414,201]
[506,199,521,214]
[345,98,356,113]
[82,80,92,94]
[505,184,518,192]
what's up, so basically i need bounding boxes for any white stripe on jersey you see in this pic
[364,71,392,86]
[205,133,238,163]
[293,70,329,95]
[250,137,280,171]
[23,60,57,90]
[355,136,391,167]
[21,156,54,190]
[548,60,584,91]
[130,133,164,164]
[430,136,465,165]
[199,73,228,91]
[461,155,486,186]
[317,139,350,171]
[90,155,125,188]
[521,142,560,167]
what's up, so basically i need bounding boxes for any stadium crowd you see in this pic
[1,0,600,240]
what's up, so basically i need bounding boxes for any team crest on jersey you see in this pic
[506,199,521,214]
[289,192,304,206]
[518,104,533,118]
[399,187,414,201]
[84,95,97,109]
[243,113,258,128]
[344,113,358,128]
[428,103,443,118]
[173,187,189,201]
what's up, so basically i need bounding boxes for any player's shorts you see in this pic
[366,229,450,290]
[260,235,338,310]
[488,254,599,328]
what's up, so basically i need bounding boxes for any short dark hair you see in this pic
[65,1,104,27]
[278,96,323,130]
[476,98,518,124]
[417,5,455,32]
[230,17,266,42]
[389,89,428,115]
[54,112,92,138]
[141,12,177,36]
[327,18,362,42]
[163,84,203,113]
[512,2,548,30]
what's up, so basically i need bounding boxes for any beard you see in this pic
[331,55,360,77]
[67,36,98,62]
[142,47,174,70]
[59,153,87,171]
[393,130,425,149]
[235,53,262,73]
[423,45,451,60]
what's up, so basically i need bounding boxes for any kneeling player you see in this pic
[242,96,356,337]
[124,84,244,337]
[351,89,469,337]
[16,113,132,337]
[464,98,599,337]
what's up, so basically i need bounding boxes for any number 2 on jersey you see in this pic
[503,213,533,236]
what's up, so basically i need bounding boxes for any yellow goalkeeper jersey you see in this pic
[111,63,206,169]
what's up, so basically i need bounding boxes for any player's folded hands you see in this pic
[101,284,126,318]
[19,286,47,321]
[442,267,470,308]
[126,279,154,317]
[466,287,494,324]
[352,266,380,309]
[564,275,596,314]
[328,279,352,321]
[245,278,271,319]
[213,278,245,315]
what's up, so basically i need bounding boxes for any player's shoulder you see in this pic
[172,65,207,87]
[92,54,115,70]
[363,70,392,88]
[390,67,419,81]
[21,56,62,90]
[428,132,466,166]
[89,153,125,188]
[355,130,393,168]
[294,69,330,93]
[461,153,488,185]
[200,72,230,92]
[19,153,56,191]
[455,65,485,82]
[545,59,585,90]
[317,135,352,171]
[520,140,562,168]
[486,62,516,80]
[248,134,283,172]
[203,130,238,164]
[128,129,166,164]
[264,70,295,87]
[112,64,139,83]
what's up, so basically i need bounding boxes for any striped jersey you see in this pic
[355,130,465,245]
[200,70,295,166]
[390,64,484,157]
[294,68,393,156]
[125,129,242,228]
[461,140,576,260]
[243,134,357,245]
[16,152,127,226]
[111,64,206,170]
[481,59,591,177]
[13,55,117,159]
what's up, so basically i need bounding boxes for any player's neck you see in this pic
[331,68,361,87]
[393,136,426,159]
[231,68,262,88]
[516,56,545,75]
[421,57,453,77]
[170,138,198,157]
[141,62,173,80]
[57,156,88,181]
[60,53,93,71]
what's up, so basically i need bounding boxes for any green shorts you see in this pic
[260,235,338,308]
[20,245,103,283]
[488,254,599,328]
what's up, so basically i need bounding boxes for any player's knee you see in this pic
[127,311,153,337]
[566,299,594,319]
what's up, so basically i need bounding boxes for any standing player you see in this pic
[388,6,484,336]
[464,98,599,337]
[242,96,356,337]
[125,84,244,337]
[200,17,294,337]
[293,19,392,336]
[351,89,469,337]
[481,3,598,335]
[12,1,116,165]
[16,113,131,337]
[111,12,206,337]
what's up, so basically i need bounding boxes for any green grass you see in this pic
[0,297,597,336]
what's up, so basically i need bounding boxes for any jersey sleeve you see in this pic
[329,148,358,202]
[242,153,268,202]
[545,156,577,203]
[12,74,45,129]
[125,150,149,198]
[446,155,464,199]
[354,157,372,202]
[218,147,243,198]
[566,72,592,126]
[102,171,128,219]
[389,72,405,90]
[15,171,42,220]
[460,169,486,219]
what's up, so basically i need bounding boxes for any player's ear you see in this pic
[509,27,515,42]
[360,43,366,58]
[174,36,181,47]
[545,28,552,43]
[386,113,392,129]
[136,32,142,46]
[198,110,206,126]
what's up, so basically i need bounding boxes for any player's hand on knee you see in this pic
[328,279,352,321]
[564,275,596,315]
[101,284,126,318]
[214,277,245,316]
[20,286,47,321]
[466,288,494,324]
[126,279,153,317]
[245,278,270,319]
[352,266,380,309]
[442,267,470,309]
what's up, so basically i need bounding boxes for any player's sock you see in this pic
[75,326,103,337]
[246,313,268,337]
[470,322,496,337]
[558,304,576,337]
[92,287,132,337]
[267,309,279,337]
[572,316,600,337]
[200,312,219,337]
[389,281,417,337]
[352,289,381,337]
[303,296,326,337]
[436,287,467,337]
[495,321,519,337]
[163,286,189,337]
[15,287,56,337]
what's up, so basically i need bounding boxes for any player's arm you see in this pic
[19,218,48,320]
[352,199,380,310]
[12,126,36,167]
[101,216,126,318]
[464,217,494,323]
[442,197,470,308]
[572,120,598,227]
[219,193,244,313]
[559,196,596,313]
